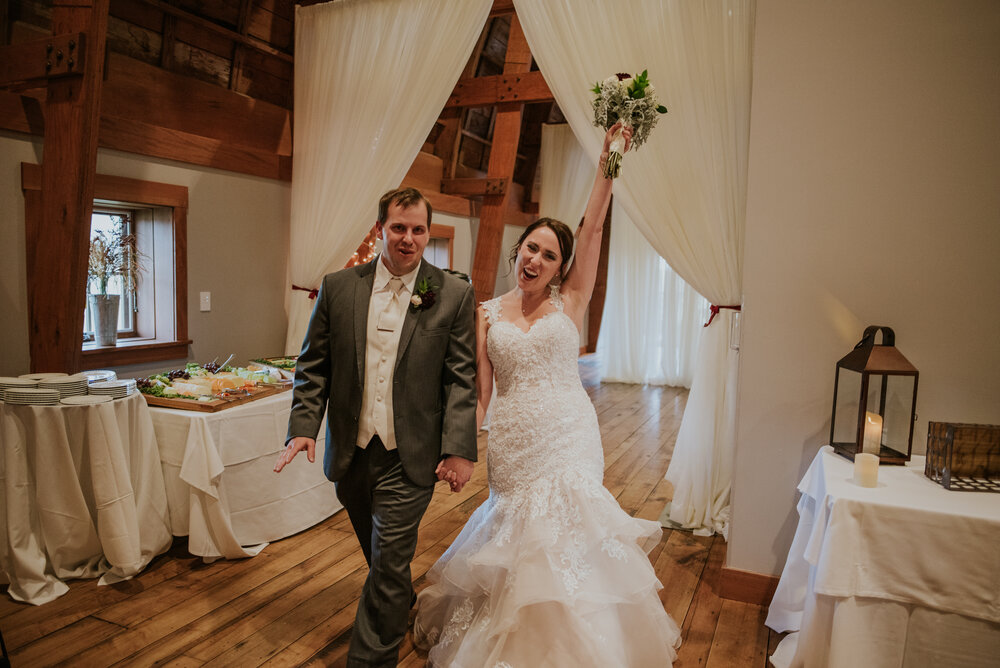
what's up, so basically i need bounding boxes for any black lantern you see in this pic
[830,326,919,464]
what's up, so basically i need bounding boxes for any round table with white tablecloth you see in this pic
[0,393,172,605]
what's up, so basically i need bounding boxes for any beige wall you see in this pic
[731,0,1000,575]
[0,132,291,379]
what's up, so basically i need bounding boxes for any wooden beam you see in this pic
[586,202,613,354]
[138,0,293,62]
[30,0,110,373]
[99,113,292,181]
[0,89,45,135]
[0,32,87,89]
[441,177,507,197]
[470,13,530,303]
[444,71,552,109]
[160,14,176,70]
[489,0,516,17]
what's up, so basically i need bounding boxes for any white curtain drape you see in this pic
[598,202,709,388]
[514,0,754,537]
[285,0,492,353]
[539,124,593,225]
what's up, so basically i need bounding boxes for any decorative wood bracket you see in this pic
[0,33,87,90]
[441,177,508,197]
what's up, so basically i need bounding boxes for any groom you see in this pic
[275,187,477,667]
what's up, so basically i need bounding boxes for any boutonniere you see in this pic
[409,277,438,313]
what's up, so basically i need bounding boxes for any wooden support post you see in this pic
[30,0,109,372]
[586,200,613,353]
[470,13,531,303]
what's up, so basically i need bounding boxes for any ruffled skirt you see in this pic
[414,469,681,667]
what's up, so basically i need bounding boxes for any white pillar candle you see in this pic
[863,412,883,455]
[853,452,879,487]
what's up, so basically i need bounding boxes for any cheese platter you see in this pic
[135,360,293,412]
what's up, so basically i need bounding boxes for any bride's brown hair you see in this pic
[509,217,575,277]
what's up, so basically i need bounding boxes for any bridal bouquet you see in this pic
[591,70,668,178]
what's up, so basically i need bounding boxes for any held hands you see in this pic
[435,455,474,493]
[274,436,315,473]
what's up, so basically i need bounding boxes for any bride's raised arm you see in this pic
[561,123,632,325]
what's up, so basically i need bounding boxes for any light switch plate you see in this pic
[199,291,211,312]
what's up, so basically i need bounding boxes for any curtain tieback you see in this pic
[704,304,741,327]
[292,284,319,300]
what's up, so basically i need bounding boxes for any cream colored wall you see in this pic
[0,133,40,375]
[731,0,1000,575]
[0,133,292,378]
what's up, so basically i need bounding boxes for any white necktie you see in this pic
[377,277,405,332]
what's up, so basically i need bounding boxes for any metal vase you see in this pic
[89,293,120,346]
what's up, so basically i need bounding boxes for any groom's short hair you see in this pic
[378,187,432,226]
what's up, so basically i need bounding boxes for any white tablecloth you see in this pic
[766,446,1000,667]
[148,391,341,559]
[0,393,172,605]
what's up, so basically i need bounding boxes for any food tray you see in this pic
[142,382,291,412]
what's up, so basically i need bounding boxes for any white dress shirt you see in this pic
[356,257,419,450]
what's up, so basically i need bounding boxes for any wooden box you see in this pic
[924,422,1000,492]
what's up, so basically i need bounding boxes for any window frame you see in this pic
[21,163,191,367]
[428,223,455,269]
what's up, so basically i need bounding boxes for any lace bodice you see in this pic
[480,287,603,496]
[482,287,582,399]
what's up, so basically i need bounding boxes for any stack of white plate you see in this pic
[88,379,137,399]
[79,369,117,384]
[39,374,90,399]
[60,395,113,406]
[0,377,39,402]
[4,387,60,406]
[18,372,69,382]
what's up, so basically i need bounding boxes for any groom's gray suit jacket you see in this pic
[286,258,478,486]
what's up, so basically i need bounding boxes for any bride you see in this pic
[414,123,681,667]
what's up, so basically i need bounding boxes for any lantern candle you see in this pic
[863,412,883,455]
[853,452,879,487]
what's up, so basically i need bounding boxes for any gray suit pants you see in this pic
[336,437,434,667]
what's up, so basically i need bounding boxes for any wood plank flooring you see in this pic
[0,360,783,666]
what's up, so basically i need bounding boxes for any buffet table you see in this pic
[0,393,172,605]
[766,446,1000,667]
[148,391,341,559]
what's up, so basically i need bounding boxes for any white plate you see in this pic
[60,395,113,405]
[0,377,39,387]
[18,372,69,381]
[89,379,136,389]
[80,369,117,383]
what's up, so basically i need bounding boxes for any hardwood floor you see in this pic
[0,363,783,666]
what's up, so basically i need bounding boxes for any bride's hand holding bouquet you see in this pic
[600,122,633,177]
[591,70,667,178]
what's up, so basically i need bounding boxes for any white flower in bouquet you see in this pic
[591,70,668,178]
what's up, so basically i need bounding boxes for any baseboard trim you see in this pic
[719,567,779,606]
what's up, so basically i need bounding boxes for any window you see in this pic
[425,224,455,269]
[84,208,141,340]
[21,164,191,367]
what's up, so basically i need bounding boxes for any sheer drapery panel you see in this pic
[286,0,492,353]
[598,201,708,388]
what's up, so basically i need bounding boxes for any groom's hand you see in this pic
[274,436,315,473]
[435,455,474,493]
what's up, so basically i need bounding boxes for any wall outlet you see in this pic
[199,291,211,312]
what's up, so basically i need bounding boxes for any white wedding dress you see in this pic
[414,288,681,667]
